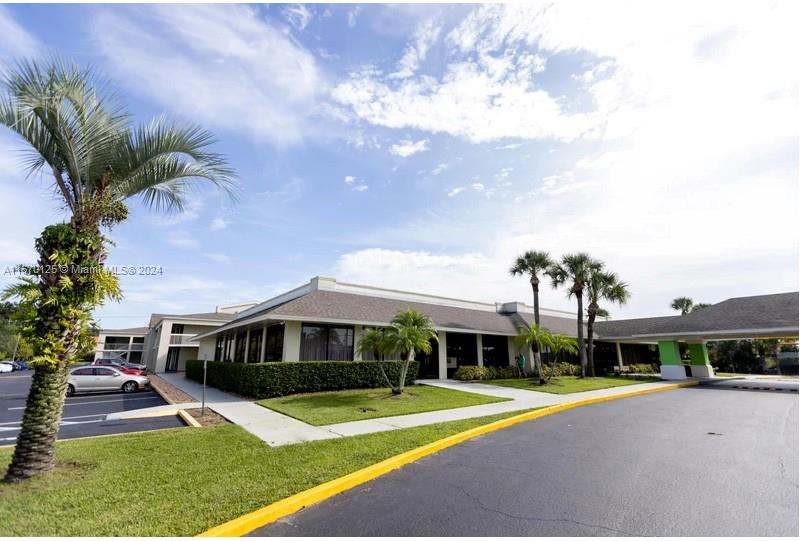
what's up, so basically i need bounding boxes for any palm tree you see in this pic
[356,327,396,391]
[1,59,234,482]
[510,251,554,377]
[671,297,694,315]
[515,324,552,383]
[550,253,602,378]
[544,332,579,378]
[509,250,554,326]
[387,309,437,394]
[585,269,630,377]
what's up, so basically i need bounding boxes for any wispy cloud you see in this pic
[209,217,229,231]
[93,4,322,146]
[282,4,313,31]
[389,138,429,157]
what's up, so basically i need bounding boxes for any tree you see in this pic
[671,297,694,314]
[515,324,552,383]
[509,250,554,375]
[1,59,234,482]
[550,253,602,378]
[356,327,397,391]
[585,270,630,377]
[387,309,437,394]
[691,303,712,312]
[544,332,579,378]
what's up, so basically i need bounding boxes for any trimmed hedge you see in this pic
[185,359,419,399]
[454,365,521,381]
[626,363,659,374]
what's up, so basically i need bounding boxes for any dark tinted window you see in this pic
[300,324,354,361]
[171,323,185,334]
[94,368,117,376]
[72,367,94,376]
[263,325,284,362]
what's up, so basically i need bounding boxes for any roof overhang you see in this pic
[598,327,799,342]
[191,313,517,342]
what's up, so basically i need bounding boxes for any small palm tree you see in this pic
[1,59,234,482]
[388,309,437,394]
[585,269,630,376]
[544,332,579,378]
[515,324,552,384]
[671,297,694,315]
[356,327,397,391]
[549,253,602,378]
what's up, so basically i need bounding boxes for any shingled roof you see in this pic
[594,292,799,340]
[148,311,234,328]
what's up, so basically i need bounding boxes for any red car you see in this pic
[91,359,147,376]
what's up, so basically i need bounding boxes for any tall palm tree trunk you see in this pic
[586,313,596,377]
[531,277,540,325]
[576,292,587,377]
[4,365,70,481]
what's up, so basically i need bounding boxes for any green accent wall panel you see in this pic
[658,340,682,365]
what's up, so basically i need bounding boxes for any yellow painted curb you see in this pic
[178,409,202,427]
[197,380,698,537]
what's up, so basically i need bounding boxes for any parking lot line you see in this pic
[8,395,158,410]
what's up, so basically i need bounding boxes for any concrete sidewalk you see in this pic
[159,373,338,446]
[153,373,686,447]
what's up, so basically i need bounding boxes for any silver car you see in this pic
[66,366,150,396]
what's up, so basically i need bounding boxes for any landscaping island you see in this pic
[257,385,510,425]
[483,375,660,394]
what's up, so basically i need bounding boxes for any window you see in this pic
[263,324,284,362]
[446,333,478,367]
[224,334,234,362]
[247,330,261,363]
[72,367,94,376]
[482,335,509,368]
[234,331,247,362]
[171,323,185,334]
[132,337,144,344]
[214,336,224,362]
[93,367,116,376]
[104,336,130,348]
[300,324,354,361]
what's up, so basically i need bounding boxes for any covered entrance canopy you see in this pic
[594,292,799,379]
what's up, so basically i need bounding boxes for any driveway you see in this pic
[0,372,184,444]
[255,386,798,537]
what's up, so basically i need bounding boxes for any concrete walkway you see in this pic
[146,373,687,447]
[159,373,337,446]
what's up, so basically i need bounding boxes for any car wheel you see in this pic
[122,381,138,393]
[66,384,75,397]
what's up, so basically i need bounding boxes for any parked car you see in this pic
[66,366,150,396]
[0,361,13,373]
[11,360,29,370]
[91,359,147,376]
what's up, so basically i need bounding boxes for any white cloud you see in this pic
[389,18,441,79]
[209,217,229,231]
[204,253,231,264]
[343,175,368,192]
[93,4,322,146]
[344,175,356,185]
[347,6,361,27]
[165,233,200,250]
[471,182,484,191]
[389,138,429,157]
[447,187,465,197]
[282,4,313,31]
[431,163,448,175]
[353,185,369,192]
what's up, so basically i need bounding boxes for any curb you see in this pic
[150,381,176,405]
[178,409,202,427]
[197,380,697,537]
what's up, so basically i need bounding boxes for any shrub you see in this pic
[453,365,521,381]
[185,359,419,399]
[530,362,582,379]
[627,363,658,374]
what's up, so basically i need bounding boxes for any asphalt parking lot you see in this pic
[0,371,184,444]
[256,385,798,537]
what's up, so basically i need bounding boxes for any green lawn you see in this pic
[257,385,509,425]
[0,409,535,537]
[483,375,660,394]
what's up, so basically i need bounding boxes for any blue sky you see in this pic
[0,2,799,328]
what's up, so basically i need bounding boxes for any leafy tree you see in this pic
[387,309,437,394]
[691,303,712,312]
[356,327,397,390]
[0,59,234,482]
[550,253,603,377]
[585,269,630,376]
[671,297,694,314]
